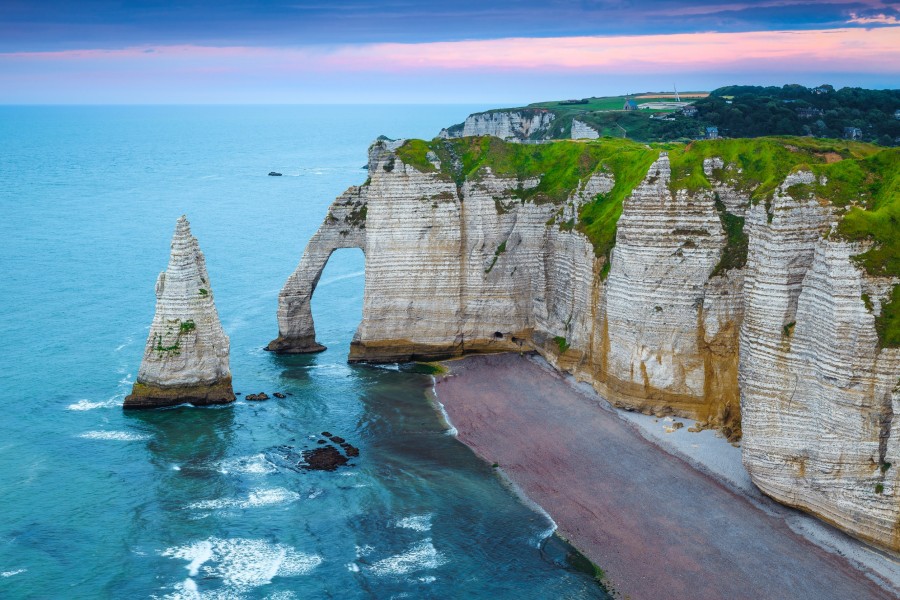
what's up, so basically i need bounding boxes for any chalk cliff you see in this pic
[441,109,556,142]
[571,119,600,139]
[271,136,900,551]
[125,216,234,408]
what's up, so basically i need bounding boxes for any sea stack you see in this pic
[124,216,235,409]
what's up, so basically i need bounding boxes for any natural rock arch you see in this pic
[266,187,367,353]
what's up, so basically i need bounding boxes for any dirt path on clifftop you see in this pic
[435,353,894,600]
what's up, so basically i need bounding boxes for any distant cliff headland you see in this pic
[440,85,900,146]
[268,89,900,553]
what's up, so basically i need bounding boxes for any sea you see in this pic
[0,106,609,599]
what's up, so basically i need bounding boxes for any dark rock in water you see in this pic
[246,392,270,401]
[341,443,360,457]
[301,446,349,471]
[361,164,369,170]
[329,436,345,444]
[268,171,282,176]
[317,439,326,444]
[321,431,333,438]
[236,392,242,395]
[273,392,286,399]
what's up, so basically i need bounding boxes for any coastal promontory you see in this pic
[124,216,235,409]
[271,134,900,552]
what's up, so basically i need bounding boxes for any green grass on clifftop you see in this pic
[397,136,660,259]
[395,136,900,344]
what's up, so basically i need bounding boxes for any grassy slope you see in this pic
[396,136,900,345]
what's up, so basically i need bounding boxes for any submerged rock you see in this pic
[268,171,283,176]
[124,216,235,409]
[301,446,349,471]
[273,392,286,399]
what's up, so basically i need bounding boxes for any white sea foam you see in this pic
[346,562,360,572]
[217,454,277,475]
[355,544,374,558]
[435,399,458,437]
[417,576,436,584]
[307,488,323,500]
[372,363,401,371]
[78,431,150,441]
[67,398,119,411]
[394,514,432,532]
[1,569,26,577]
[368,538,447,576]
[186,487,300,510]
[162,537,322,594]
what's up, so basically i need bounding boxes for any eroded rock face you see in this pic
[124,216,234,409]
[441,110,555,142]
[739,179,900,550]
[272,140,900,551]
[570,119,599,140]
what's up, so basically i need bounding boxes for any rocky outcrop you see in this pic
[125,216,234,409]
[739,176,900,550]
[571,119,599,139]
[272,137,900,551]
[441,110,555,142]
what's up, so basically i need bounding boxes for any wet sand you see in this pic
[434,353,898,600]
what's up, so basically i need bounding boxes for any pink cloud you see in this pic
[3,27,897,75]
[1,27,897,102]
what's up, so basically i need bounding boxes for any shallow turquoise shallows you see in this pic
[0,106,608,599]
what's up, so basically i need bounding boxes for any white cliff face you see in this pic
[739,176,900,550]
[603,154,737,425]
[125,216,234,408]
[571,119,600,139]
[272,140,900,551]
[445,110,556,141]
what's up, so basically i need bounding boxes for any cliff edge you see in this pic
[271,135,900,551]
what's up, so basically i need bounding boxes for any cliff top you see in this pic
[446,85,899,146]
[387,134,899,344]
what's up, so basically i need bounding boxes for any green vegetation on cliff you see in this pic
[398,136,659,258]
[395,135,900,343]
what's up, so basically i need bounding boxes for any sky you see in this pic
[1,0,898,103]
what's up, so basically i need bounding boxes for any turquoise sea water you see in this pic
[0,106,608,598]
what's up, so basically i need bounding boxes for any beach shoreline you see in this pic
[430,352,900,600]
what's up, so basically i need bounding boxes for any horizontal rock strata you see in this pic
[125,216,234,409]
[273,137,900,551]
[441,110,555,141]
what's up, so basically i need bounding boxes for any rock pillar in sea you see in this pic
[124,216,235,409]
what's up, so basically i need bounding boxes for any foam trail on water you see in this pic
[1,569,26,577]
[394,514,432,532]
[67,397,120,411]
[186,488,300,510]
[318,270,365,287]
[78,431,150,441]
[162,537,322,594]
[369,538,447,577]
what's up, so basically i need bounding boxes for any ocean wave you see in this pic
[1,569,26,578]
[67,398,120,411]
[186,487,300,510]
[368,538,447,577]
[78,431,150,441]
[216,454,277,476]
[394,514,432,532]
[162,537,321,593]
